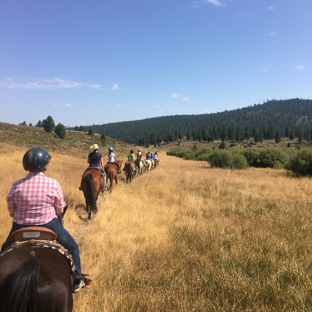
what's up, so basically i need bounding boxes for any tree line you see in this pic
[73,98,312,146]
[19,98,312,146]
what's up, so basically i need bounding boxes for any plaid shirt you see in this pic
[7,172,66,225]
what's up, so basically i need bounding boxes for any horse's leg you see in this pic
[88,206,91,220]
[84,194,91,220]
[109,176,113,193]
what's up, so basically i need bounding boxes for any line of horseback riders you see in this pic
[81,145,160,189]
[123,149,160,182]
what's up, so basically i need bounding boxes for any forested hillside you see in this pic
[74,98,312,145]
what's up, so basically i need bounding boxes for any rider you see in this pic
[80,144,107,191]
[1,147,87,293]
[137,149,142,159]
[154,151,160,162]
[146,151,151,160]
[127,149,139,172]
[107,146,121,174]
[135,149,142,171]
[128,149,136,161]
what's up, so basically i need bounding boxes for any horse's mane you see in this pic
[0,260,39,312]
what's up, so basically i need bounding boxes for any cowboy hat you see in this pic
[90,144,99,151]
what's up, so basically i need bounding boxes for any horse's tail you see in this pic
[0,260,39,312]
[86,173,97,213]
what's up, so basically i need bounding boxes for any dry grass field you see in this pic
[1,143,312,311]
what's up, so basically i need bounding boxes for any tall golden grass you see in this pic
[1,146,312,311]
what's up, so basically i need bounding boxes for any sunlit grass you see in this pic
[1,146,312,311]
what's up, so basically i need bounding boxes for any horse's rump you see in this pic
[144,159,153,170]
[0,245,73,312]
[104,161,122,192]
[80,170,103,219]
[124,161,136,182]
[135,159,144,175]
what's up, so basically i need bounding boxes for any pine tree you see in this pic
[275,130,281,143]
[43,116,55,132]
[186,130,191,141]
[219,141,226,149]
[55,123,66,139]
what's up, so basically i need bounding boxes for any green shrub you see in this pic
[241,148,260,166]
[256,148,289,168]
[231,153,248,169]
[167,148,185,158]
[287,149,312,176]
[208,150,232,168]
[167,148,196,159]
[194,148,213,161]
[183,151,196,160]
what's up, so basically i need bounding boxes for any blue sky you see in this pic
[0,0,311,127]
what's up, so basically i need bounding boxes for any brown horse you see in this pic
[0,231,74,312]
[104,159,122,193]
[153,159,159,168]
[124,160,136,183]
[80,168,104,219]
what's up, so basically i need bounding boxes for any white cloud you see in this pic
[53,103,60,106]
[270,32,277,36]
[296,65,305,70]
[268,6,275,10]
[260,68,268,72]
[91,84,101,89]
[0,77,100,90]
[172,92,190,101]
[65,103,73,107]
[193,0,226,8]
[172,92,181,99]
[206,0,225,7]
[111,83,119,90]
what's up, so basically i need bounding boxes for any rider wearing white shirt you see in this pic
[107,147,121,173]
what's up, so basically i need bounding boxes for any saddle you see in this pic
[84,167,105,178]
[86,167,101,172]
[10,227,57,242]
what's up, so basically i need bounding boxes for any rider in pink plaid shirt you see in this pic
[7,172,66,225]
[1,147,87,293]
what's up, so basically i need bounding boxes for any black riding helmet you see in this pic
[23,147,52,172]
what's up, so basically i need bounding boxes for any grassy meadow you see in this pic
[1,144,312,311]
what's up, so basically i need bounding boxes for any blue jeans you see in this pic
[104,171,107,188]
[1,218,82,280]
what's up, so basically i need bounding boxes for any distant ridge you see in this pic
[78,98,312,145]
